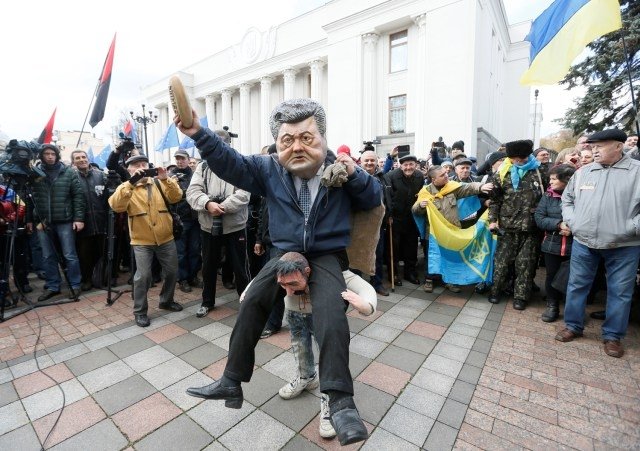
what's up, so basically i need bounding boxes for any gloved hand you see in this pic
[129,169,145,185]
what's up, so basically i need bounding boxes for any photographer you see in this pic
[170,149,202,292]
[186,150,250,319]
[27,144,85,301]
[106,136,140,181]
[108,155,183,327]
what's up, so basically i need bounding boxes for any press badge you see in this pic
[580,183,595,190]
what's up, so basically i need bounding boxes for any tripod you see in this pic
[103,170,132,306]
[0,176,80,322]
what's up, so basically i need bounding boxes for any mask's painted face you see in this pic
[277,117,327,179]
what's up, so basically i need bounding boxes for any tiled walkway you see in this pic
[0,276,638,450]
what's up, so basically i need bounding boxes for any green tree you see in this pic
[558,0,639,134]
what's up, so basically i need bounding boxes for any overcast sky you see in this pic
[0,0,579,143]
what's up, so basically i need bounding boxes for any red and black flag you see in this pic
[37,108,57,144]
[89,34,116,128]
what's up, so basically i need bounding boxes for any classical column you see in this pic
[239,83,253,155]
[205,94,216,128]
[362,33,379,142]
[260,76,274,147]
[413,14,427,156]
[221,88,233,128]
[308,59,325,102]
[282,67,298,100]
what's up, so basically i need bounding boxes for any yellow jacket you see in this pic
[108,177,182,245]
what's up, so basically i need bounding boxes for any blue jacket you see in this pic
[192,128,381,255]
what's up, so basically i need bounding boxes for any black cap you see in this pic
[586,129,627,143]
[174,149,189,158]
[399,155,417,164]
[452,140,465,151]
[454,158,473,167]
[487,151,507,167]
[125,155,149,167]
[505,140,533,158]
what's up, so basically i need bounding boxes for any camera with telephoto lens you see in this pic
[116,133,135,161]
[210,195,226,236]
[0,140,46,183]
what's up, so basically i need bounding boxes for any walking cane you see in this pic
[389,218,395,293]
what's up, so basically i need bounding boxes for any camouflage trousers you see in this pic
[490,231,539,300]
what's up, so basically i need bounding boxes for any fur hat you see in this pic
[452,140,465,151]
[505,140,533,158]
[39,144,61,162]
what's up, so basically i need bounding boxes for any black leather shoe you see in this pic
[393,277,402,287]
[196,306,211,318]
[488,295,500,304]
[375,286,389,296]
[159,301,183,312]
[405,275,420,285]
[186,380,243,409]
[513,298,527,310]
[330,406,368,446]
[38,290,61,302]
[135,314,150,327]
[590,310,605,320]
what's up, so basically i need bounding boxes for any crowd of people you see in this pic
[1,97,639,445]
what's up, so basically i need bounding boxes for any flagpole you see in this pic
[621,35,640,137]
[76,82,100,148]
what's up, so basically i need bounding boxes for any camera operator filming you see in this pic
[108,154,183,327]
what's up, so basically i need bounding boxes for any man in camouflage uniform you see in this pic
[488,140,546,310]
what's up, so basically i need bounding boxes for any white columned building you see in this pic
[143,0,531,160]
[260,76,274,146]
[361,33,379,142]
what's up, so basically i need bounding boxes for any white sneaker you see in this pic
[278,373,319,399]
[319,394,336,438]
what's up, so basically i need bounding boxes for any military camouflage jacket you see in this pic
[488,169,546,232]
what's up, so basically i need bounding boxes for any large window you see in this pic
[389,95,406,134]
[389,30,408,73]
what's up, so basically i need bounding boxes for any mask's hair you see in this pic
[269,99,326,140]
[275,252,310,279]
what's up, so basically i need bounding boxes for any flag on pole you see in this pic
[155,123,180,152]
[123,119,138,143]
[178,116,208,157]
[520,0,622,86]
[89,34,116,127]
[87,147,95,163]
[93,144,111,169]
[37,108,57,144]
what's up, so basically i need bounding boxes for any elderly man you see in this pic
[108,155,184,327]
[360,149,392,295]
[452,157,477,183]
[179,99,380,446]
[413,165,493,292]
[556,129,640,358]
[385,154,424,285]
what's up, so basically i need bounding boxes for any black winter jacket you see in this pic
[534,190,572,256]
[29,163,85,225]
[170,166,197,221]
[384,168,424,225]
[76,168,108,236]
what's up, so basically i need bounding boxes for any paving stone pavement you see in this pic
[1,275,639,450]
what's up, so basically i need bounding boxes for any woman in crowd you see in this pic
[554,148,579,167]
[580,148,594,166]
[534,164,576,322]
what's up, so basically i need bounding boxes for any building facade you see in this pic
[143,0,531,166]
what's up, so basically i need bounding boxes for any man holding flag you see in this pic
[413,166,494,293]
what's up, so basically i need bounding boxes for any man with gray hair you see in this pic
[177,99,380,446]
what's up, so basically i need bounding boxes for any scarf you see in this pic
[417,180,461,204]
[498,155,540,190]
[546,186,563,199]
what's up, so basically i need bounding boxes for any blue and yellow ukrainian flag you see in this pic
[520,0,622,85]
[415,206,497,285]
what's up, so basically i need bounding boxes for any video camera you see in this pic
[361,139,381,153]
[116,132,136,161]
[0,140,46,183]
